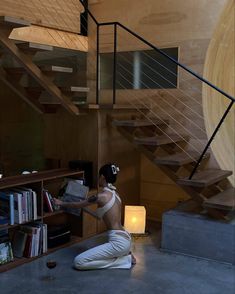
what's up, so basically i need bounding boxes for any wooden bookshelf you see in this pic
[0,168,98,273]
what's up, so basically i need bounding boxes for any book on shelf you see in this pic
[0,191,14,225]
[12,223,47,258]
[18,187,38,221]
[43,190,55,213]
[62,180,89,217]
[12,187,38,222]
[0,231,13,265]
[0,188,38,226]
[0,241,13,265]
[12,230,27,258]
[0,215,8,225]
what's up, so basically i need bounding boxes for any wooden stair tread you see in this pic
[16,42,53,52]
[203,188,235,211]
[62,86,89,93]
[177,169,233,187]
[112,119,167,127]
[134,133,189,146]
[5,65,73,75]
[79,104,149,110]
[0,16,30,28]
[155,151,210,166]
[40,65,73,73]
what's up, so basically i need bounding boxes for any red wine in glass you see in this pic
[42,260,57,281]
[46,260,57,269]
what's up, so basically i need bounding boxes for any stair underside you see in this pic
[0,16,30,28]
[62,86,89,93]
[5,65,73,74]
[155,151,210,166]
[16,42,53,52]
[77,104,149,110]
[40,65,73,73]
[112,119,167,127]
[203,188,235,211]
[177,169,233,188]
[134,133,189,146]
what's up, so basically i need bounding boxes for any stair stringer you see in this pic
[115,125,228,220]
[0,28,79,115]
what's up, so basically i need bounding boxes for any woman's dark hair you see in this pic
[99,163,119,184]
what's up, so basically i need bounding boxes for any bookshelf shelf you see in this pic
[0,217,43,230]
[0,235,83,272]
[43,210,64,218]
[0,223,20,230]
[0,168,96,273]
[0,168,83,189]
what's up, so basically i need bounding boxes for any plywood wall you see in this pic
[98,110,141,207]
[0,81,44,176]
[0,0,84,33]
[43,108,99,185]
[140,156,189,222]
[88,0,229,221]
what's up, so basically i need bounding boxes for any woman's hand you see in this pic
[53,198,64,207]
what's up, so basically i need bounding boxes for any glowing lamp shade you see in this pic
[124,206,146,234]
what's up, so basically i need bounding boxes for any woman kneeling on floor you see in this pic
[54,163,136,270]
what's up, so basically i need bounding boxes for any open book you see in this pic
[62,180,89,216]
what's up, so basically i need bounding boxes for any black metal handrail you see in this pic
[79,1,235,103]
[79,0,235,179]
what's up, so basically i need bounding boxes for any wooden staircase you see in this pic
[112,118,235,220]
[0,16,90,115]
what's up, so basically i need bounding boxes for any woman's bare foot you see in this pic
[131,253,136,265]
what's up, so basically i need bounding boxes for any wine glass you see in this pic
[43,260,57,281]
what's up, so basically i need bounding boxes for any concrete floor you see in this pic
[1,226,234,294]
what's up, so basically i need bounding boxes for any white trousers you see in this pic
[74,230,132,270]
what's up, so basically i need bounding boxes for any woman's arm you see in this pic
[53,194,98,209]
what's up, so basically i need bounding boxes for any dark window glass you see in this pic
[100,47,178,89]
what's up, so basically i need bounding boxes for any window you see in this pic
[100,47,178,89]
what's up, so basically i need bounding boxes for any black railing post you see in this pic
[189,100,234,179]
[96,24,100,104]
[113,23,117,105]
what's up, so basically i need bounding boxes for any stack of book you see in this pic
[0,188,38,226]
[12,223,47,258]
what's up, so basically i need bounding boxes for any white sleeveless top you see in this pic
[96,187,121,219]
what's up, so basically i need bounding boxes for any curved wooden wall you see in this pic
[203,0,235,187]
